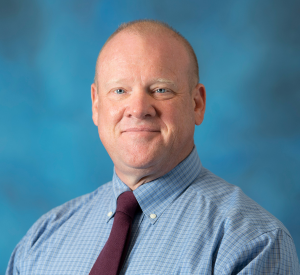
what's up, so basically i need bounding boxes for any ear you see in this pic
[192,83,206,126]
[91,83,99,126]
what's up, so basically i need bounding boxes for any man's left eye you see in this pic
[155,88,166,93]
[114,89,125,94]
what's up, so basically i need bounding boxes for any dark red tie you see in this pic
[89,191,139,275]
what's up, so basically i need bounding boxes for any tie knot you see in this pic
[116,191,139,219]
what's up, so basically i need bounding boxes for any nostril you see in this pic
[125,101,156,119]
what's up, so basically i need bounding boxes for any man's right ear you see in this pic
[193,83,206,126]
[91,83,99,126]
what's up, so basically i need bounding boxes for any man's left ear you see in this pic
[193,83,206,126]
[91,83,99,126]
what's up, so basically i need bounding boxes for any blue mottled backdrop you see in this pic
[0,0,299,272]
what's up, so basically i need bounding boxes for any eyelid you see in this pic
[113,88,126,94]
[155,88,166,93]
[153,87,173,93]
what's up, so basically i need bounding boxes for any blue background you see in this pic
[1,0,299,272]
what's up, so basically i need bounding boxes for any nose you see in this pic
[124,89,156,119]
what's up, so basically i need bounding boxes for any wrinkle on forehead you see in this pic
[95,29,197,88]
[97,33,188,86]
[103,77,179,91]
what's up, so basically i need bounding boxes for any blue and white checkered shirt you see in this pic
[6,148,300,274]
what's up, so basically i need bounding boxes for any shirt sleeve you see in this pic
[5,212,48,275]
[215,228,300,274]
[5,237,24,275]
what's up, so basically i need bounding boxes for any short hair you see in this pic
[95,20,199,87]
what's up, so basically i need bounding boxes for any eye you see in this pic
[114,89,125,94]
[155,88,167,93]
[115,89,125,94]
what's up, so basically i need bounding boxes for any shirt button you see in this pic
[150,214,157,219]
[107,211,113,217]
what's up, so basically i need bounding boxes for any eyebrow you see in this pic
[105,78,178,89]
[105,78,127,86]
[153,78,177,87]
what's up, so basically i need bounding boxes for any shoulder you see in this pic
[28,181,112,240]
[188,167,291,239]
[6,181,113,274]
[186,168,300,273]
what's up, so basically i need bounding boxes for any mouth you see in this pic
[122,127,160,133]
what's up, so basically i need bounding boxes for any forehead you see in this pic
[96,31,191,86]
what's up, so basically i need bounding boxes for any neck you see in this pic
[115,145,194,190]
[115,167,167,190]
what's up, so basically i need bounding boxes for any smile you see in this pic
[122,127,160,133]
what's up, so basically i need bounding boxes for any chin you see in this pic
[118,150,164,171]
[126,156,159,170]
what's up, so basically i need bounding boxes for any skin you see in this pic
[91,29,206,190]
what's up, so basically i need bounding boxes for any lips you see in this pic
[122,127,160,133]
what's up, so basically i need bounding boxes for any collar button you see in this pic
[150,214,157,219]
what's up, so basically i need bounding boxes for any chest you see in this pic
[18,205,220,274]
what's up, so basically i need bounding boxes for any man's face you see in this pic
[92,31,205,183]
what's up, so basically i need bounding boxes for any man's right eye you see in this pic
[114,89,125,94]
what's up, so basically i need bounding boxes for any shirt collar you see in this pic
[106,171,131,222]
[107,147,202,224]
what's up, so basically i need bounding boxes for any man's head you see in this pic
[91,20,206,189]
[94,20,200,88]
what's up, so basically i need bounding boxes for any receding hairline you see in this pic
[94,20,199,87]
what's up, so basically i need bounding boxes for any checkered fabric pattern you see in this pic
[6,148,300,274]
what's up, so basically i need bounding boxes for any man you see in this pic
[7,20,300,274]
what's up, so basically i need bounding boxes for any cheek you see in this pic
[98,101,124,126]
[171,109,195,145]
[161,100,194,130]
